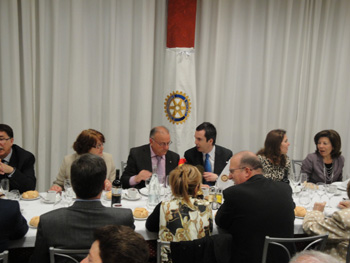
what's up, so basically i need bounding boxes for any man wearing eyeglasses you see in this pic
[184,122,232,186]
[0,124,36,193]
[121,126,179,189]
[215,151,295,263]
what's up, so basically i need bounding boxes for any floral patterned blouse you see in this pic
[146,197,213,262]
[303,209,350,262]
[258,154,291,182]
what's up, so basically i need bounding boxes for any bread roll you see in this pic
[294,206,307,217]
[30,216,40,227]
[22,190,39,199]
[133,208,148,218]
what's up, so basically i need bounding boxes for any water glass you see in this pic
[316,182,325,200]
[299,190,311,209]
[300,173,308,186]
[8,189,20,201]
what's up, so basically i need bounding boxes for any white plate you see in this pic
[28,224,37,229]
[139,188,148,196]
[134,216,147,221]
[123,193,141,201]
[295,216,304,220]
[21,196,40,201]
[139,187,165,196]
[41,194,61,204]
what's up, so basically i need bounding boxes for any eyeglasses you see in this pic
[229,167,246,174]
[0,137,11,143]
[93,143,104,149]
[151,138,172,147]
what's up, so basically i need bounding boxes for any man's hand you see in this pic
[203,172,218,182]
[0,161,14,175]
[338,200,350,209]
[49,185,62,193]
[135,170,152,183]
[313,202,326,212]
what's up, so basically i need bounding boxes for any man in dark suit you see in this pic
[0,124,36,193]
[29,153,135,263]
[0,199,28,253]
[121,126,179,189]
[184,122,232,186]
[215,151,295,263]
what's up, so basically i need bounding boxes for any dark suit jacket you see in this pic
[215,174,295,263]
[0,144,36,193]
[29,200,135,263]
[121,144,180,189]
[0,199,28,252]
[184,145,232,177]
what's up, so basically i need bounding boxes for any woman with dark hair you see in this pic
[301,130,344,184]
[50,129,116,192]
[257,129,291,182]
[146,164,212,262]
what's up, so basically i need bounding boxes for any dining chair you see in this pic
[49,247,89,263]
[292,160,303,175]
[261,234,328,263]
[157,234,232,263]
[0,250,8,263]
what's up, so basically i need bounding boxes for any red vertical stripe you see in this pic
[167,0,197,48]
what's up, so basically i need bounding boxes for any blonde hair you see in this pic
[169,164,202,207]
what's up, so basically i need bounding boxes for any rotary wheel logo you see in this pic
[164,91,191,125]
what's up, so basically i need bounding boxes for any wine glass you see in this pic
[289,172,301,191]
[316,182,325,201]
[300,173,308,188]
[325,185,337,208]
[63,179,73,206]
[1,179,9,197]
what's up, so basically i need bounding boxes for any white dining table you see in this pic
[9,184,348,249]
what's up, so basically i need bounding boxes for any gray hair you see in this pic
[289,250,339,263]
[149,126,169,138]
[238,151,263,171]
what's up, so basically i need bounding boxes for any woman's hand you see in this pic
[313,202,326,212]
[338,200,350,209]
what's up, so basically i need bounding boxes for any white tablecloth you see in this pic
[9,187,347,249]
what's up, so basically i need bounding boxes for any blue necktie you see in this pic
[204,153,212,172]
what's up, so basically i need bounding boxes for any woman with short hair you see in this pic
[301,129,344,184]
[50,129,116,192]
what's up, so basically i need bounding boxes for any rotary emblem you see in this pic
[164,91,191,125]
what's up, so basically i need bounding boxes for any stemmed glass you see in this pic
[289,172,301,192]
[1,179,9,197]
[325,185,337,208]
[316,182,326,202]
[299,190,311,209]
[63,179,73,206]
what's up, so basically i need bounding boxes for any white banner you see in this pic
[162,48,197,158]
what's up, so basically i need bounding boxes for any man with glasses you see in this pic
[0,124,36,193]
[121,126,179,189]
[184,122,232,186]
[215,151,295,263]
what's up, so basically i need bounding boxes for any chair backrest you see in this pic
[292,160,303,175]
[157,240,170,263]
[261,234,328,263]
[0,250,9,263]
[121,161,127,174]
[49,247,89,263]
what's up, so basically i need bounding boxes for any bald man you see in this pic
[215,151,295,263]
[121,126,179,189]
